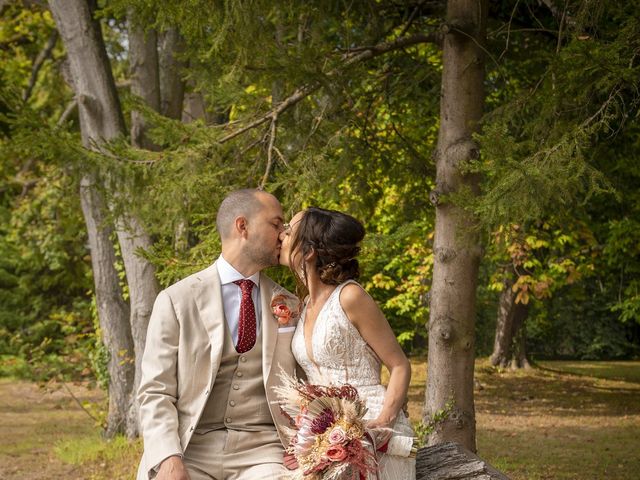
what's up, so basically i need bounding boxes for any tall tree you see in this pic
[123,11,162,437]
[424,0,487,451]
[48,0,135,437]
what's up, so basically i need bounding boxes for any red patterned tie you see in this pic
[233,279,257,353]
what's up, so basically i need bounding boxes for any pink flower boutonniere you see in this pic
[270,291,301,327]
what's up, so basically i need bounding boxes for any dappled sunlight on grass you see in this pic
[539,360,640,383]
[405,357,640,480]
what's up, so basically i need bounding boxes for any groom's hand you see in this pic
[156,455,190,480]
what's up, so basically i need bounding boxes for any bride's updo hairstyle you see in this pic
[291,207,365,288]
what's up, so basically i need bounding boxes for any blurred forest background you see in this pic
[1,0,639,475]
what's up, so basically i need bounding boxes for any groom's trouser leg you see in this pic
[183,430,225,480]
[224,430,286,480]
[182,429,285,480]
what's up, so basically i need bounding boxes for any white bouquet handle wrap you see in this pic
[385,434,415,457]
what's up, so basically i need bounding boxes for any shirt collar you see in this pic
[217,254,260,287]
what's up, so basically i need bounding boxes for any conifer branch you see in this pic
[61,380,100,424]
[273,145,287,166]
[219,32,441,144]
[57,98,78,126]
[260,115,278,189]
[23,30,58,102]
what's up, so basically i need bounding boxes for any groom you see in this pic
[136,189,298,480]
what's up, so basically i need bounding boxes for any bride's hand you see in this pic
[367,414,394,430]
[367,417,393,449]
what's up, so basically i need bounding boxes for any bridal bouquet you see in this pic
[274,373,379,480]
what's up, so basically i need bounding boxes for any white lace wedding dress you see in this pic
[291,281,416,480]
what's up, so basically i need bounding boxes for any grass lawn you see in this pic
[405,359,640,480]
[1,359,638,479]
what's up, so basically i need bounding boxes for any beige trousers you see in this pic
[183,429,286,480]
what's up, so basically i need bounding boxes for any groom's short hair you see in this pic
[216,189,263,239]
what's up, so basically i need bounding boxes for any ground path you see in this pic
[0,379,104,479]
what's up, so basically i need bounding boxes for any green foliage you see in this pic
[473,1,640,358]
[476,2,639,230]
[0,5,98,382]
[604,217,640,324]
[414,398,454,448]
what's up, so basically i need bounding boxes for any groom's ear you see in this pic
[235,216,249,238]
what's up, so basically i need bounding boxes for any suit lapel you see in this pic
[193,262,225,368]
[260,274,277,384]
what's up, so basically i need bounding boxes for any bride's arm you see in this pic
[339,283,411,429]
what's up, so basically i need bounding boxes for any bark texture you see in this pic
[182,89,209,123]
[128,17,160,149]
[115,216,158,437]
[159,28,186,120]
[48,0,135,437]
[424,0,487,451]
[416,442,511,479]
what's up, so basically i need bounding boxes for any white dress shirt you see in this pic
[216,255,262,345]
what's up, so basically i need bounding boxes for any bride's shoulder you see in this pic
[338,281,373,310]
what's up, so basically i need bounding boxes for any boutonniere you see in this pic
[270,290,301,327]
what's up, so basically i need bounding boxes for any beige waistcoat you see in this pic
[197,325,274,431]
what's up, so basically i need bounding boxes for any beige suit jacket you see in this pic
[136,262,297,479]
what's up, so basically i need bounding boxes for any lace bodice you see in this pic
[292,281,382,387]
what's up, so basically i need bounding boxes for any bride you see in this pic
[278,206,416,479]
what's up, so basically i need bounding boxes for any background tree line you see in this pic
[1,0,638,451]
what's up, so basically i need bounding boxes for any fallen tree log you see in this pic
[416,442,511,479]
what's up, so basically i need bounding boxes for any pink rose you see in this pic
[327,427,346,445]
[326,445,348,462]
[270,294,288,307]
[273,304,292,324]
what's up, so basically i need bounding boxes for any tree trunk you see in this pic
[159,28,186,120]
[490,277,517,367]
[79,174,134,437]
[509,301,531,370]
[49,0,136,437]
[128,16,160,149]
[115,216,159,437]
[124,16,162,438]
[157,27,190,252]
[424,0,487,452]
[490,275,531,369]
[49,0,145,437]
[182,89,209,123]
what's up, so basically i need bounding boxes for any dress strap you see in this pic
[334,280,359,384]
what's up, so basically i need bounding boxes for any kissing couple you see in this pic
[136,189,416,480]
